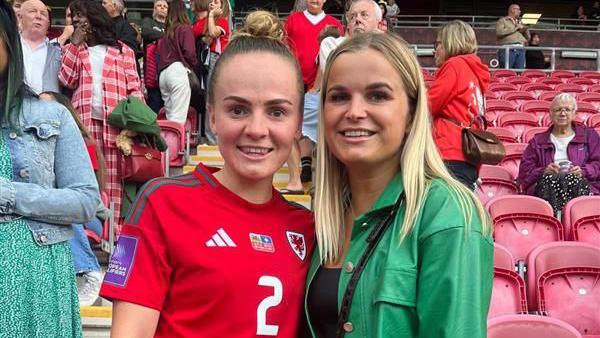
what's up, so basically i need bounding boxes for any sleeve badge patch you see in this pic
[104,235,138,287]
[286,231,306,261]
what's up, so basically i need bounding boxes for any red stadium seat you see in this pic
[498,143,528,179]
[489,244,528,318]
[485,90,500,100]
[521,83,553,98]
[551,70,577,82]
[539,91,562,102]
[476,165,519,203]
[527,242,600,335]
[539,77,564,89]
[158,120,187,167]
[579,71,600,84]
[494,242,516,270]
[488,315,583,338]
[577,92,600,110]
[487,99,517,112]
[492,69,518,82]
[563,196,600,245]
[502,91,536,107]
[588,114,600,128]
[555,83,586,95]
[575,101,598,124]
[487,126,518,143]
[498,112,539,140]
[567,77,595,90]
[506,76,532,89]
[521,69,548,82]
[521,100,551,122]
[488,195,564,265]
[588,84,600,93]
[521,126,548,143]
[489,83,519,98]
[158,106,199,146]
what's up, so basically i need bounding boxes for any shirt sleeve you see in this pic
[216,17,230,49]
[582,128,600,180]
[58,43,82,89]
[318,37,339,73]
[517,141,545,192]
[100,187,172,311]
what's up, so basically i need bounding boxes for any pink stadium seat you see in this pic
[588,84,600,93]
[158,106,199,146]
[494,243,515,270]
[158,120,186,167]
[539,77,564,89]
[485,90,499,100]
[539,91,562,102]
[506,76,532,88]
[580,71,600,84]
[588,114,600,128]
[521,100,551,122]
[489,244,527,318]
[577,92,600,110]
[521,69,548,82]
[487,126,518,143]
[575,102,598,124]
[498,112,539,140]
[521,126,548,143]
[487,99,517,112]
[487,315,583,338]
[502,91,536,106]
[476,165,519,204]
[489,83,519,97]
[552,70,577,82]
[556,83,586,95]
[567,77,595,90]
[492,69,518,82]
[527,242,600,335]
[563,196,600,245]
[521,83,553,98]
[498,143,528,179]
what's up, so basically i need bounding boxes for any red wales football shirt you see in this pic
[100,164,314,337]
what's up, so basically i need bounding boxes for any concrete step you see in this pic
[81,306,111,338]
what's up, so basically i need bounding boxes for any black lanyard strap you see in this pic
[335,193,405,337]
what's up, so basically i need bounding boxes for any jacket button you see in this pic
[19,169,29,178]
[344,261,354,273]
[361,222,368,228]
[343,322,354,332]
[39,235,48,243]
[8,132,17,139]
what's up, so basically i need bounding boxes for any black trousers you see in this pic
[445,161,478,190]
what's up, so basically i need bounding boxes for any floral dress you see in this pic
[0,133,82,337]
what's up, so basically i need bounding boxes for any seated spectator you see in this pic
[39,91,108,307]
[102,0,141,60]
[157,0,196,124]
[518,93,600,214]
[59,0,143,225]
[0,2,99,333]
[18,0,61,94]
[429,20,490,189]
[141,0,168,113]
[525,32,550,69]
[591,1,600,21]
[571,5,588,26]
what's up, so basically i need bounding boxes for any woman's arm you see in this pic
[427,65,456,117]
[111,301,160,338]
[518,142,545,192]
[58,43,83,89]
[582,128,600,180]
[181,26,198,67]
[205,10,224,38]
[0,104,99,224]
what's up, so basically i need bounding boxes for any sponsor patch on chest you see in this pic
[249,233,275,253]
[286,231,306,261]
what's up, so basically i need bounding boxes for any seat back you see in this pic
[489,84,519,99]
[577,92,600,110]
[539,91,562,102]
[158,120,186,167]
[527,242,600,335]
[521,83,553,98]
[158,106,198,145]
[567,77,595,90]
[498,143,528,179]
[502,90,536,106]
[480,165,514,181]
[490,268,528,318]
[563,196,600,245]
[520,100,551,121]
[521,70,547,81]
[494,242,515,270]
[521,126,548,143]
[539,77,564,89]
[506,76,532,89]
[498,113,538,140]
[492,69,518,82]
[487,315,582,338]
[588,84,600,93]
[556,83,586,95]
[552,70,577,82]
[475,179,519,206]
[579,71,600,84]
[487,127,518,143]
[588,114,600,128]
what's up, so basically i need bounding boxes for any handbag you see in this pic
[121,143,164,183]
[443,116,506,166]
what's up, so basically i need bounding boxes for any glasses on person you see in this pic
[433,41,442,49]
[551,107,575,114]
[347,11,370,22]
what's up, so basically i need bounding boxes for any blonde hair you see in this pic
[232,10,285,42]
[315,33,491,264]
[437,20,478,62]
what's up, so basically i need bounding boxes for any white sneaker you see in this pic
[78,271,102,307]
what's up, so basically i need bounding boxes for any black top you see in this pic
[526,49,549,69]
[307,267,341,338]
[113,16,141,58]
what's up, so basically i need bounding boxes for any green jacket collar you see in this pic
[361,172,404,218]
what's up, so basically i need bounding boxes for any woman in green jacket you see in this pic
[305,32,494,337]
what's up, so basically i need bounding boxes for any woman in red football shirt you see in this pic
[100,12,314,338]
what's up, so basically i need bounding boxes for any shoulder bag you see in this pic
[443,115,506,166]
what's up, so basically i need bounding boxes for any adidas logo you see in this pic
[205,228,237,247]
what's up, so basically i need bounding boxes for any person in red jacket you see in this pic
[428,20,490,189]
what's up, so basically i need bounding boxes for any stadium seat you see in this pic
[502,91,536,107]
[555,83,586,95]
[487,126,518,143]
[489,83,519,98]
[526,242,600,335]
[475,168,519,206]
[579,71,600,84]
[539,91,562,102]
[485,90,500,100]
[521,100,551,122]
[489,244,528,318]
[422,70,434,82]
[492,69,518,82]
[158,120,187,167]
[158,106,199,146]
[539,77,564,89]
[521,126,548,143]
[588,84,600,93]
[498,143,528,179]
[567,77,595,90]
[588,114,600,128]
[488,195,564,265]
[574,101,598,124]
[521,69,547,82]
[498,112,539,140]
[563,196,600,245]
[486,100,518,126]
[551,70,577,82]
[487,315,583,338]
[494,243,515,270]
[521,83,554,98]
[577,92,600,110]
[506,76,532,89]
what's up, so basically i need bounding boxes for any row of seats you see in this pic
[488,120,600,144]
[422,69,600,85]
[487,88,600,104]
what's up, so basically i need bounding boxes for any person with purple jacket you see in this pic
[518,93,600,214]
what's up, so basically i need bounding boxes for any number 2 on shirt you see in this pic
[257,276,282,336]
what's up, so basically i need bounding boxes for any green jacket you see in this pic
[107,96,167,151]
[304,175,494,337]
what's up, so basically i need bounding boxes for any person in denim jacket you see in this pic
[0,1,99,335]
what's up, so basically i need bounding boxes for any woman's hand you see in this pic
[544,163,560,174]
[70,22,89,46]
[569,165,583,176]
[209,7,223,18]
